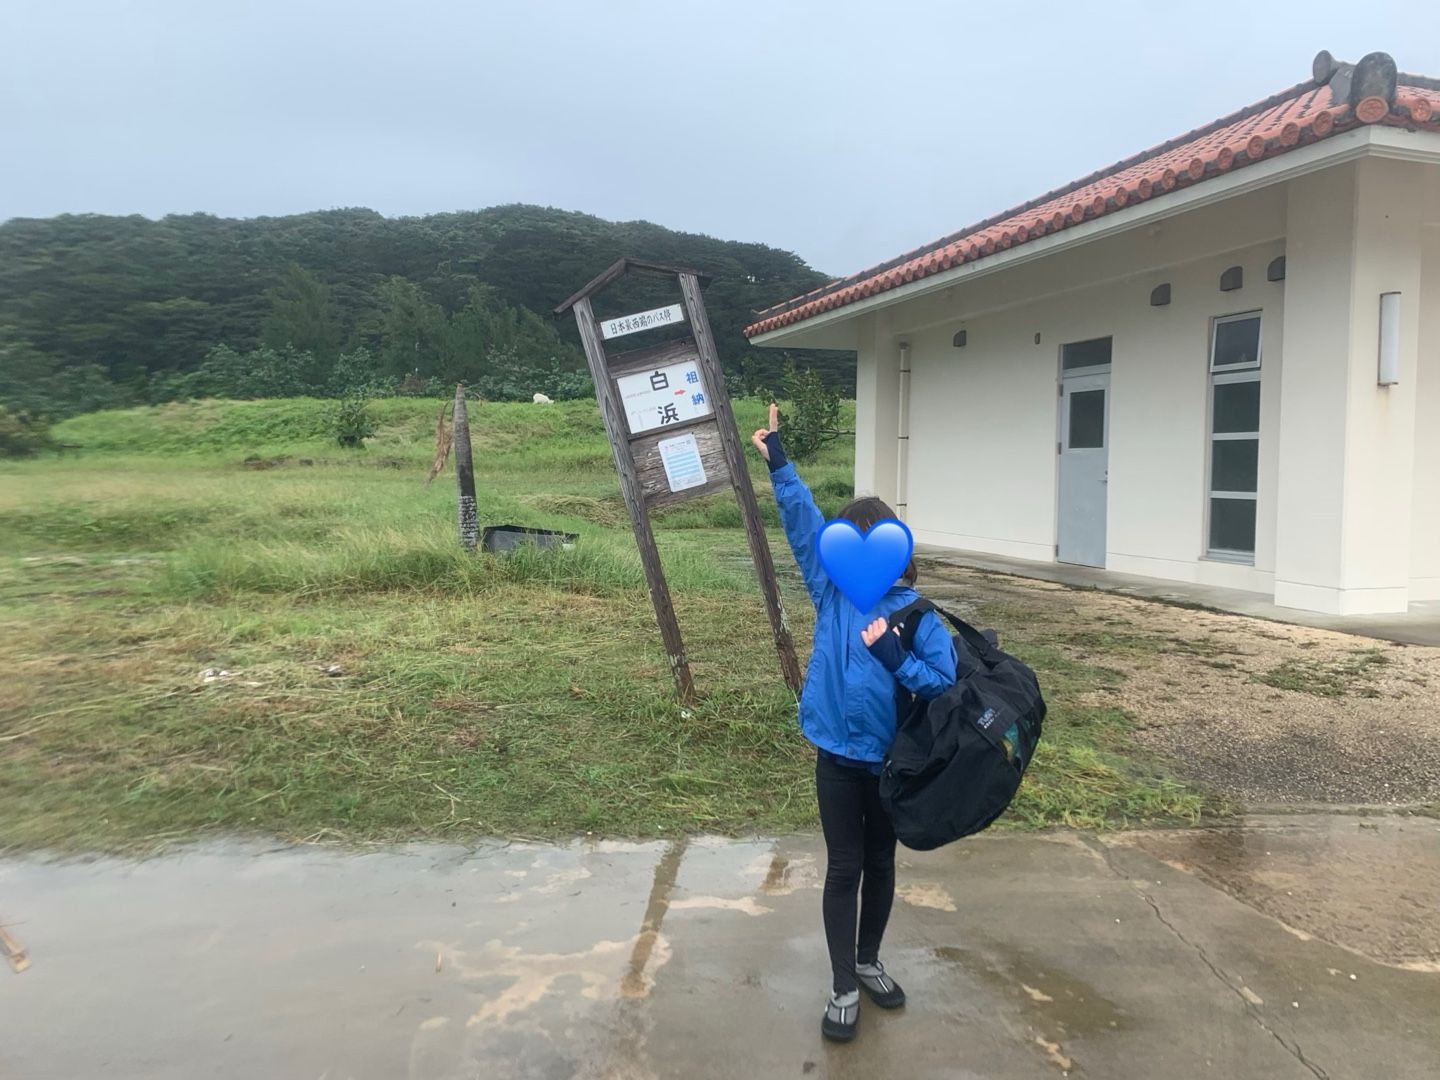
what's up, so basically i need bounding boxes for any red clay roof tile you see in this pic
[1356,96,1389,123]
[745,72,1440,338]
[1399,94,1433,123]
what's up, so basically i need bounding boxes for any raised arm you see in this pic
[752,403,829,605]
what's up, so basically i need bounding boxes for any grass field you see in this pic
[0,397,1204,852]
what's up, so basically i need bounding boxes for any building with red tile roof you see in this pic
[747,51,1440,616]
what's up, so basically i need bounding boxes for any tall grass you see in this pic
[48,396,608,459]
[162,526,754,600]
[0,394,1208,851]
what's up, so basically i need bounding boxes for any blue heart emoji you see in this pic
[817,517,914,614]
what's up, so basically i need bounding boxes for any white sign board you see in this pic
[616,358,713,434]
[601,304,686,340]
[657,432,708,493]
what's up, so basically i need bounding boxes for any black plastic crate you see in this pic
[480,525,578,554]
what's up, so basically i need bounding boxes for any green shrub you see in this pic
[776,358,842,463]
[331,396,377,447]
[188,344,321,400]
[326,348,393,398]
[0,334,131,418]
[0,406,55,457]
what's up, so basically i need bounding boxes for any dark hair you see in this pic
[837,496,917,585]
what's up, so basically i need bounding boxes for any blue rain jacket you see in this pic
[770,463,958,764]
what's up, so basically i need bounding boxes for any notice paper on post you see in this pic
[656,432,707,493]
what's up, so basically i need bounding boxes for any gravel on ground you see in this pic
[917,561,1440,807]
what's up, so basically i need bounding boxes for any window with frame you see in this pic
[1207,313,1262,560]
[1061,336,1112,372]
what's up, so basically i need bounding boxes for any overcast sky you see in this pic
[5,1,1439,277]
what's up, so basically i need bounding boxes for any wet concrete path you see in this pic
[2,814,1437,1079]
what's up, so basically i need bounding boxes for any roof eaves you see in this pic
[745,53,1440,340]
[750,78,1325,327]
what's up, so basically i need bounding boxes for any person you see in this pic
[751,402,958,1043]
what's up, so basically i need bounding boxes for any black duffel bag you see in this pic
[879,599,1046,850]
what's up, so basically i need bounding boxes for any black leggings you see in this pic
[815,753,898,995]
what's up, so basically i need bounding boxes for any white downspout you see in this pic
[896,342,911,520]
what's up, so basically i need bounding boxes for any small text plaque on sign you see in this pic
[601,304,686,340]
[615,357,713,434]
[656,432,707,493]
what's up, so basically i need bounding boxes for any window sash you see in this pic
[1061,337,1113,373]
[1210,312,1263,373]
[1206,315,1262,559]
[1207,497,1258,558]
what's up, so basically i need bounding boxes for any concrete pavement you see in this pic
[2,815,1437,1079]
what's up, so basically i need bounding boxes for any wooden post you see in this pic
[453,384,478,552]
[678,273,802,694]
[573,297,697,704]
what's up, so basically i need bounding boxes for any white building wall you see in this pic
[1410,172,1440,601]
[852,311,900,507]
[903,310,1059,561]
[1272,165,1358,611]
[895,191,1286,589]
[1275,158,1427,614]
[1339,157,1424,609]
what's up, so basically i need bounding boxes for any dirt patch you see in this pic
[918,561,1440,806]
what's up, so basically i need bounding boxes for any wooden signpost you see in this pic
[556,259,802,703]
[452,384,479,552]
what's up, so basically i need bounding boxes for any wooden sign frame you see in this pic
[556,258,802,703]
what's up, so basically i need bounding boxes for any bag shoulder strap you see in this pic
[888,599,937,651]
[929,604,999,661]
[892,596,998,661]
[889,599,934,723]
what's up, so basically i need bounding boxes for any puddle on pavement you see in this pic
[0,837,702,1080]
[5,825,1438,1079]
[1119,814,1440,970]
[760,852,789,893]
[674,837,790,897]
[932,939,1129,1038]
[621,838,686,998]
[755,851,820,895]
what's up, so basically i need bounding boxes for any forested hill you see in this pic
[0,204,851,418]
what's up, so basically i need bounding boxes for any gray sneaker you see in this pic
[821,990,860,1041]
[856,961,905,1009]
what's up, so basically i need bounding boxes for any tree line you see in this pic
[0,204,854,419]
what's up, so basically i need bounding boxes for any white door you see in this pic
[1058,371,1109,567]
